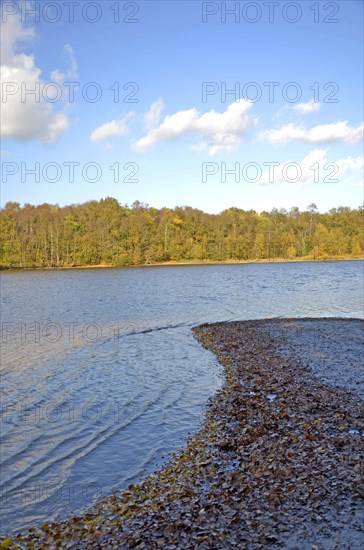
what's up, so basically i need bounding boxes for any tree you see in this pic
[0,200,362,268]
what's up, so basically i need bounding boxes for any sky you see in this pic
[1,0,363,213]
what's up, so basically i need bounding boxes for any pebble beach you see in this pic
[4,318,364,549]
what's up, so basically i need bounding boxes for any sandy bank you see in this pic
[1,257,363,272]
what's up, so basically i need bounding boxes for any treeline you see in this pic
[0,199,363,268]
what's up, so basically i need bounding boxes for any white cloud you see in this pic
[293,99,321,114]
[0,6,34,64]
[260,121,364,145]
[50,44,78,84]
[0,8,70,143]
[258,149,364,186]
[90,113,134,144]
[334,155,364,187]
[144,98,164,129]
[335,155,364,173]
[133,100,256,155]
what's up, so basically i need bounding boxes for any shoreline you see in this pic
[5,318,364,549]
[1,256,363,272]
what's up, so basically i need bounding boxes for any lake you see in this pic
[1,260,363,533]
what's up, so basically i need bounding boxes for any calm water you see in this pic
[1,261,363,533]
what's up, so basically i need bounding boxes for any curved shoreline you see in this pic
[4,318,364,549]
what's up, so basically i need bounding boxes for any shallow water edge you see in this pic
[7,318,364,549]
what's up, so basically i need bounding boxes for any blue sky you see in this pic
[1,0,363,213]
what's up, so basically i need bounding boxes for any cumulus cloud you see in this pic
[293,99,321,114]
[258,149,364,186]
[132,100,255,155]
[0,8,70,143]
[260,121,364,145]
[334,155,364,187]
[144,98,164,129]
[0,6,35,63]
[50,44,78,84]
[336,155,364,173]
[90,113,134,144]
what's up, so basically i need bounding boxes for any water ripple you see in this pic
[0,261,362,533]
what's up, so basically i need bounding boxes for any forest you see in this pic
[0,199,363,268]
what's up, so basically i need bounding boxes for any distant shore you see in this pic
[1,256,363,272]
[7,318,363,549]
